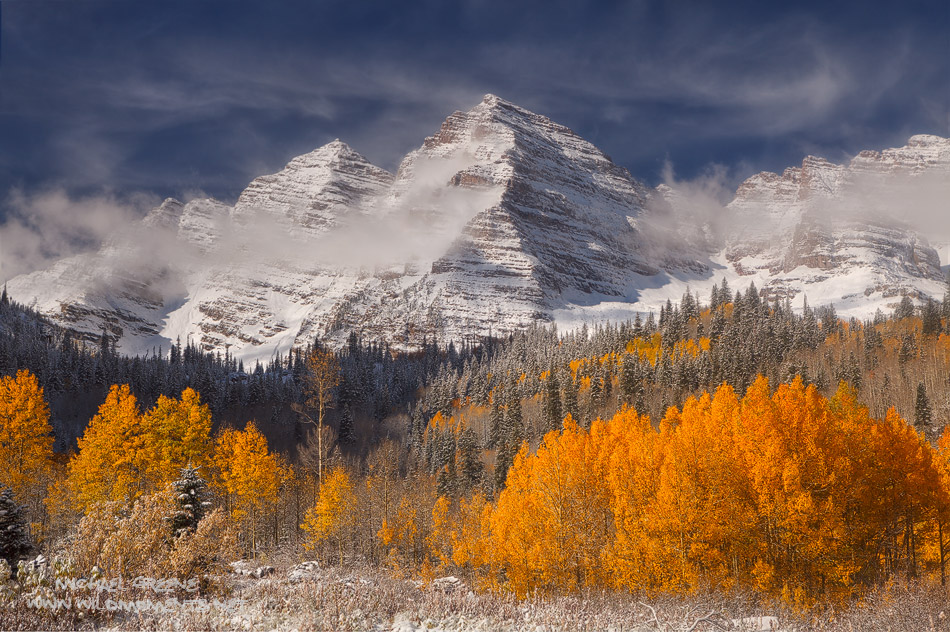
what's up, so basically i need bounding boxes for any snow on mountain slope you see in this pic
[5,97,948,359]
[318,94,705,347]
[716,134,948,314]
[232,139,394,236]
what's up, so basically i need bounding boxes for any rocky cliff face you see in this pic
[6,98,947,359]
[722,134,948,305]
[321,95,706,347]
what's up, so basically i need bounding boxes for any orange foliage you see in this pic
[470,376,950,605]
[68,386,215,514]
[0,370,55,509]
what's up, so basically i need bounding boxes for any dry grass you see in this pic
[2,562,948,631]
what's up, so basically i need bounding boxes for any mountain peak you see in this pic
[472,93,539,122]
[294,138,359,164]
[232,137,392,234]
[6,94,947,360]
[907,134,947,147]
[142,197,185,230]
[480,93,515,108]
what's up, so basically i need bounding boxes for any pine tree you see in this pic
[495,386,524,492]
[543,366,562,431]
[338,406,354,445]
[922,298,942,335]
[894,295,915,320]
[494,435,516,492]
[820,304,839,335]
[170,466,210,538]
[505,389,523,439]
[0,485,31,571]
[620,356,642,406]
[457,428,482,492]
[914,382,933,433]
[562,377,579,423]
[899,333,917,366]
[588,366,603,422]
[718,278,732,306]
[488,402,504,449]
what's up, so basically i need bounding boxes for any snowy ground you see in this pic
[9,561,942,632]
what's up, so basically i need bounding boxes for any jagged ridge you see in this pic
[6,97,947,359]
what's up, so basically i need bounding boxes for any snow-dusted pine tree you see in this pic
[170,466,210,538]
[0,485,31,570]
[914,382,933,434]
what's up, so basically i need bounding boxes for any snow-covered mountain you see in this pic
[6,96,948,360]
[718,134,948,311]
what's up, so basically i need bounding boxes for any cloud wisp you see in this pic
[2,0,946,205]
[0,189,159,282]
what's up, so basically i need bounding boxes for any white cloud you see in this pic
[0,189,157,282]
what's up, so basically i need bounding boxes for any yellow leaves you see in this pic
[213,421,283,517]
[377,519,395,548]
[488,420,613,595]
[0,370,55,508]
[427,496,452,568]
[379,495,423,565]
[450,492,492,570]
[671,339,702,360]
[302,465,356,553]
[427,411,447,435]
[304,348,341,411]
[626,333,663,366]
[938,333,950,365]
[67,385,216,514]
[141,387,212,487]
[568,359,584,381]
[68,385,146,512]
[469,374,950,605]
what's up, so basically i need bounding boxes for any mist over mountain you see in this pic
[4,96,948,361]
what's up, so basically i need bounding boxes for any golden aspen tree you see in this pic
[379,494,423,570]
[651,389,757,593]
[472,372,950,603]
[933,427,950,585]
[487,442,542,596]
[0,370,55,519]
[489,418,613,595]
[68,385,216,515]
[864,408,942,582]
[302,465,356,565]
[67,384,147,512]
[427,495,453,569]
[212,422,282,556]
[449,491,492,575]
[140,388,212,488]
[601,406,663,591]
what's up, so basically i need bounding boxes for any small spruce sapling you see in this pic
[0,485,32,572]
[170,467,210,538]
